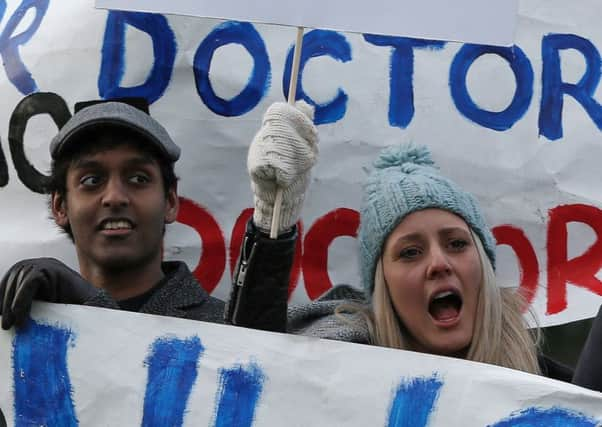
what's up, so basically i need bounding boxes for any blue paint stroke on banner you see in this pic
[194,21,271,117]
[387,375,443,427]
[283,29,351,125]
[142,335,204,427]
[363,35,445,130]
[539,33,602,141]
[99,11,176,104]
[489,407,599,427]
[0,0,49,95]
[450,44,533,131]
[213,362,265,427]
[12,318,78,427]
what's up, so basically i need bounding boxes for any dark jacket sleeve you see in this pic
[225,220,296,332]
[573,306,602,392]
[538,354,573,383]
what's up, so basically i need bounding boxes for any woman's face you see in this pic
[382,208,482,357]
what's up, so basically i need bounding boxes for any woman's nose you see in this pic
[426,246,452,279]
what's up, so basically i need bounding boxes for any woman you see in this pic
[288,143,571,380]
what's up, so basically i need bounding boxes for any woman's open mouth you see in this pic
[428,290,463,325]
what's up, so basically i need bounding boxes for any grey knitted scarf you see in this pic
[287,284,372,344]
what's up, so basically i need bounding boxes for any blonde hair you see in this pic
[364,230,541,374]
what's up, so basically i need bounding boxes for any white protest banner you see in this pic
[0,303,601,426]
[95,0,519,46]
[94,0,519,241]
[0,0,601,326]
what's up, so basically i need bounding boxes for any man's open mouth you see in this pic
[98,219,134,231]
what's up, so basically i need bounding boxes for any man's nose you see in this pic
[101,177,129,208]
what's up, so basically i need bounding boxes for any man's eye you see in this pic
[80,175,101,186]
[129,174,150,184]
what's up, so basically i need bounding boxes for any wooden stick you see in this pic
[270,26,305,239]
[287,27,305,106]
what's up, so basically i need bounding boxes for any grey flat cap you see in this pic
[50,101,180,161]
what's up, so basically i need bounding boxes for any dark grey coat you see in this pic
[85,261,224,323]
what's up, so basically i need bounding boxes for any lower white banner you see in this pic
[0,303,600,426]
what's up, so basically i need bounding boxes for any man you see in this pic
[0,97,316,331]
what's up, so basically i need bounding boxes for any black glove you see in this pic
[0,258,98,330]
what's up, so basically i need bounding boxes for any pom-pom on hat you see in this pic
[358,143,496,296]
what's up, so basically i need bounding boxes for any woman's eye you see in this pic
[129,173,150,184]
[400,247,421,259]
[80,175,101,186]
[449,239,468,251]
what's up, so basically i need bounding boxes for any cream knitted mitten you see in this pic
[248,101,318,234]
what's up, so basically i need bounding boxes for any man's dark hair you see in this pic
[47,125,178,240]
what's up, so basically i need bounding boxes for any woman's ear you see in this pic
[51,192,69,227]
[164,184,179,224]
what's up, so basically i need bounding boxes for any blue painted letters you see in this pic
[194,21,270,117]
[539,34,602,140]
[213,362,265,427]
[142,336,204,427]
[364,35,445,129]
[489,407,598,427]
[387,375,443,427]
[283,30,351,125]
[12,319,78,427]
[450,44,533,131]
[99,11,176,103]
[0,0,48,94]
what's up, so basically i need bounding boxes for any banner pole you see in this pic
[270,26,305,239]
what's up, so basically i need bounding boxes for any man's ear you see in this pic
[164,185,179,224]
[51,192,69,227]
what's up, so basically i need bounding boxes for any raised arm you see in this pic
[225,101,318,331]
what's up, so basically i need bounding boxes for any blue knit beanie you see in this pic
[358,143,496,296]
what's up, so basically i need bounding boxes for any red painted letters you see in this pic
[547,204,602,314]
[176,197,226,293]
[493,225,539,308]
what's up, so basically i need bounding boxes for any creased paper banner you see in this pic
[0,303,601,426]
[95,0,519,46]
[0,0,600,326]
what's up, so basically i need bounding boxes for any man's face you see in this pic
[52,143,178,273]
